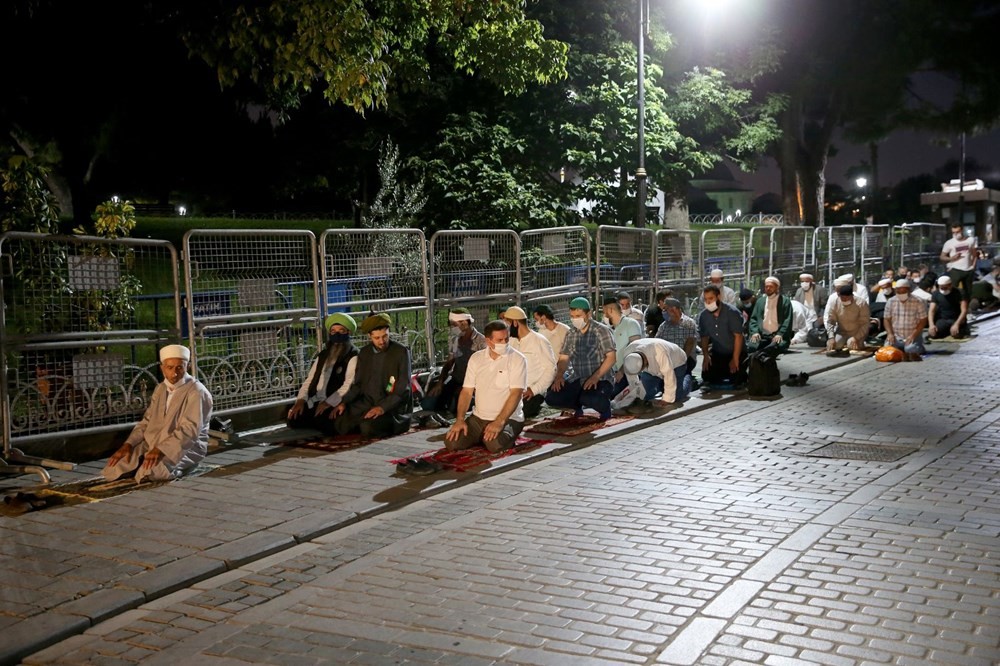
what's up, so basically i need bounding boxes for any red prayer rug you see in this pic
[388,436,554,473]
[524,414,634,437]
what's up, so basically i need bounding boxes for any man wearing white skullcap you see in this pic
[609,337,691,414]
[101,344,213,483]
[928,275,970,339]
[700,268,740,309]
[792,273,827,328]
[823,273,869,324]
[422,307,485,416]
[747,276,794,354]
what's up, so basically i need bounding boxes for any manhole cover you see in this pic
[806,442,918,462]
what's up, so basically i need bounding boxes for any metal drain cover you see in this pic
[806,442,918,462]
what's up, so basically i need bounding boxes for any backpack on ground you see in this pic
[806,322,828,348]
[746,346,782,397]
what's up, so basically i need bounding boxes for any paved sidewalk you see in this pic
[3,321,999,665]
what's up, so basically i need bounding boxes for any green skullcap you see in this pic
[360,312,392,334]
[568,297,591,311]
[324,313,357,334]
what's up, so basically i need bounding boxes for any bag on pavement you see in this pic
[806,322,828,348]
[746,347,781,397]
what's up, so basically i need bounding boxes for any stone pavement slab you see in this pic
[2,317,998,665]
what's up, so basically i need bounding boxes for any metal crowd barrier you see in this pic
[5,221,936,472]
[0,232,181,479]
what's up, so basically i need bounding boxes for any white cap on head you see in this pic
[799,273,813,281]
[764,276,780,287]
[877,278,892,288]
[893,279,912,290]
[833,277,848,287]
[936,275,952,286]
[837,273,854,283]
[159,344,191,362]
[710,269,724,279]
[623,352,645,376]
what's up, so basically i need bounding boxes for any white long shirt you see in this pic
[510,329,556,397]
[463,347,528,422]
[619,337,688,403]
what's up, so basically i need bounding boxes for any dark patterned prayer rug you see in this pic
[524,414,634,437]
[1,462,221,515]
[388,436,554,473]
[278,433,377,453]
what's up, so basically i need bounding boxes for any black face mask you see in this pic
[329,332,351,344]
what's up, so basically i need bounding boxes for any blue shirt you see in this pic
[698,304,745,356]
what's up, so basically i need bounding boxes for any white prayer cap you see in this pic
[936,275,952,286]
[837,273,854,283]
[623,352,645,376]
[159,344,190,362]
[877,277,892,288]
[893,279,912,290]
[501,306,528,320]
[710,269,724,279]
[764,276,780,287]
[833,277,848,287]
[799,273,813,281]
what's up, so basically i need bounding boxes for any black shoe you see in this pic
[786,373,799,386]
[797,372,809,386]
[406,458,441,476]
[430,413,452,427]
[395,458,419,474]
[627,400,655,415]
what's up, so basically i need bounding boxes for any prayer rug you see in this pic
[388,436,554,474]
[930,335,976,343]
[278,433,376,453]
[1,462,221,514]
[524,414,634,437]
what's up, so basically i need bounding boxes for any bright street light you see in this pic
[855,177,867,189]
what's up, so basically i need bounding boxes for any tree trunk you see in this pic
[9,128,75,221]
[869,141,879,224]
[777,103,803,226]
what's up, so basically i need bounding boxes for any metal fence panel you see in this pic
[700,229,748,290]
[183,230,320,415]
[429,230,520,365]
[814,226,858,287]
[0,233,180,452]
[320,229,432,374]
[520,227,591,298]
[859,225,893,288]
[897,223,947,273]
[595,226,656,306]
[653,229,703,315]
[757,226,813,292]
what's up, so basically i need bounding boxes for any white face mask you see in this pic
[800,282,811,291]
[939,287,951,295]
[534,320,544,331]
[620,305,631,315]
[571,316,586,330]
[705,301,719,312]
[953,232,962,239]
[881,288,892,295]
[492,342,508,355]
[896,293,910,302]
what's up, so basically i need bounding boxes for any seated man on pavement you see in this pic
[644,289,673,336]
[701,269,740,308]
[824,284,872,354]
[331,313,412,437]
[614,290,646,327]
[928,275,970,339]
[883,279,928,361]
[502,305,556,418]
[532,304,571,360]
[445,320,528,453]
[793,273,827,326]
[654,297,698,376]
[603,296,643,396]
[286,313,359,434]
[102,344,213,483]
[421,307,485,416]
[545,297,617,420]
[698,285,747,389]
[610,337,691,414]
[747,276,793,355]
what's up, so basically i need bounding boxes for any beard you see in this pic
[325,341,347,362]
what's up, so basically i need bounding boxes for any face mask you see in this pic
[705,301,719,312]
[881,288,892,295]
[800,282,811,291]
[534,321,544,331]
[953,232,962,239]
[620,305,631,315]
[329,332,350,344]
[492,343,508,355]
[509,325,519,339]
[939,288,951,295]
[571,316,586,330]
[896,293,909,302]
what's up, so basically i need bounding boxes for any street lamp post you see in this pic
[635,0,647,228]
[855,177,868,222]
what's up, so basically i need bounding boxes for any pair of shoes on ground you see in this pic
[395,457,442,476]
[415,412,451,428]
[785,372,809,387]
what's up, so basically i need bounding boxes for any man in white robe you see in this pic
[102,344,213,482]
